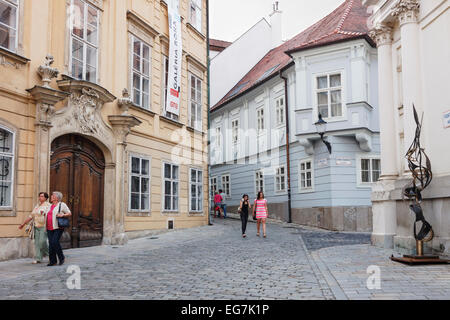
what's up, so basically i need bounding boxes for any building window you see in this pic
[316,73,342,119]
[70,0,99,83]
[0,0,18,52]
[275,166,286,192]
[255,170,264,194]
[189,0,202,31]
[299,159,313,192]
[221,174,230,197]
[189,73,202,131]
[0,127,14,208]
[360,158,381,184]
[210,176,217,198]
[189,168,203,212]
[162,55,179,120]
[131,35,151,110]
[163,162,179,211]
[275,96,285,126]
[215,127,221,149]
[129,156,150,212]
[231,119,239,160]
[257,107,264,134]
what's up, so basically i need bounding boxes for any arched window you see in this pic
[0,127,14,208]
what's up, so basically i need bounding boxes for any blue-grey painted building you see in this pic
[209,0,380,231]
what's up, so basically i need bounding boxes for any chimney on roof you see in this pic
[270,1,282,48]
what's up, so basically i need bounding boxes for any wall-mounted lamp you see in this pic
[315,114,332,154]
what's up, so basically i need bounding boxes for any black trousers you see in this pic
[47,229,64,264]
[241,211,249,234]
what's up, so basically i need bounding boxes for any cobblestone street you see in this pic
[0,218,449,300]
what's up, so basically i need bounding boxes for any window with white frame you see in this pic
[215,127,221,149]
[275,166,286,192]
[255,170,264,194]
[131,35,151,110]
[70,0,99,83]
[189,73,202,130]
[232,119,239,144]
[359,157,381,184]
[257,107,264,134]
[210,176,217,198]
[221,174,230,197]
[299,159,313,191]
[162,55,179,120]
[129,156,150,211]
[316,72,342,119]
[0,0,19,52]
[0,127,14,208]
[189,168,203,212]
[163,162,179,211]
[275,96,285,126]
[189,0,202,31]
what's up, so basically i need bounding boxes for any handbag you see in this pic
[56,203,70,228]
[24,219,35,239]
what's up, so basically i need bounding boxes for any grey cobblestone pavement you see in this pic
[0,218,448,300]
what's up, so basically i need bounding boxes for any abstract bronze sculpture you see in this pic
[391,105,448,264]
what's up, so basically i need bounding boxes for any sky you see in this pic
[209,0,346,43]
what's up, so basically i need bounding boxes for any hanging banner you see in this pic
[166,0,182,116]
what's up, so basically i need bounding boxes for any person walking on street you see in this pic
[253,191,268,238]
[46,191,71,266]
[213,191,223,218]
[19,192,50,264]
[219,189,227,219]
[238,194,251,238]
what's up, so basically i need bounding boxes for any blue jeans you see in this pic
[47,229,64,264]
[220,204,227,218]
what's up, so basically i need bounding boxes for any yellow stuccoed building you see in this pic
[0,0,209,261]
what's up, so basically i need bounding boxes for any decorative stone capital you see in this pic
[26,85,70,125]
[37,54,59,88]
[391,0,420,26]
[117,88,133,115]
[109,115,142,143]
[369,25,393,47]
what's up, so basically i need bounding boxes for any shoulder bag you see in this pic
[56,203,70,228]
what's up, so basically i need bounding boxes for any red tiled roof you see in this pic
[209,38,232,52]
[211,0,374,111]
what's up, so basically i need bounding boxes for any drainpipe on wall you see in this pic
[280,70,292,224]
[206,0,212,225]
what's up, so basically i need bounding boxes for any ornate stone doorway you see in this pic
[50,134,105,249]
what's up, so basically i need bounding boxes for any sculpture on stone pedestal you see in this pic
[403,105,434,245]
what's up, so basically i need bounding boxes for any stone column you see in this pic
[27,55,69,197]
[109,114,142,245]
[392,0,422,174]
[295,56,307,109]
[369,25,398,179]
[368,25,398,248]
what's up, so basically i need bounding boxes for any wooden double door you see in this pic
[50,134,105,249]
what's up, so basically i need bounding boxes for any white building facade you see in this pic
[365,0,450,255]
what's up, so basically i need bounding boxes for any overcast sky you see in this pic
[209,0,346,42]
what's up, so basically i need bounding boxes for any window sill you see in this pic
[186,126,205,135]
[130,104,156,117]
[186,22,206,40]
[160,115,184,128]
[0,208,15,217]
[0,47,30,66]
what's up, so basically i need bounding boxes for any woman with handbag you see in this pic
[238,194,251,238]
[253,191,268,238]
[18,192,50,264]
[46,191,71,266]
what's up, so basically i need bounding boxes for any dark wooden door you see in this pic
[50,135,105,249]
